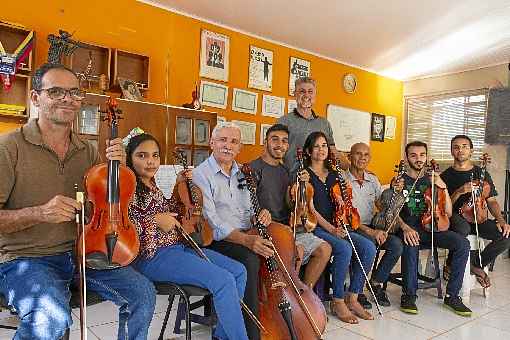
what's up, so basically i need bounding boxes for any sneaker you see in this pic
[357,293,372,310]
[444,296,472,317]
[374,285,391,307]
[400,294,418,314]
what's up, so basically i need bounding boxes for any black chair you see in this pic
[155,282,215,340]
[0,285,105,339]
[376,245,443,299]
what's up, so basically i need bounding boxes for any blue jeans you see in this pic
[313,227,376,298]
[400,229,469,297]
[0,252,156,340]
[372,234,404,284]
[134,244,248,340]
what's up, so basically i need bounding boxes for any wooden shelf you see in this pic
[64,41,111,93]
[0,74,30,116]
[0,22,34,73]
[112,49,150,92]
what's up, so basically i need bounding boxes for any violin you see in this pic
[371,160,406,233]
[172,150,213,246]
[328,153,361,231]
[421,160,449,232]
[79,97,140,270]
[289,148,317,232]
[241,164,326,340]
[459,153,491,224]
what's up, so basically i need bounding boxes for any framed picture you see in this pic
[262,95,285,118]
[232,88,258,114]
[232,120,256,145]
[200,80,228,109]
[199,29,229,82]
[118,77,143,101]
[176,117,192,144]
[287,99,297,113]
[248,46,273,91]
[385,116,396,140]
[193,149,210,166]
[371,113,386,142]
[77,105,100,135]
[194,119,210,146]
[289,57,311,96]
[260,123,272,145]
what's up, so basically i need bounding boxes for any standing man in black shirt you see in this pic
[249,124,331,288]
[440,135,510,288]
[398,141,471,317]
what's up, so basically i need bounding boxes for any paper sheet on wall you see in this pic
[327,104,371,152]
[154,165,193,199]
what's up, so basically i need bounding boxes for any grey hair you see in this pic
[294,76,316,90]
[211,121,242,139]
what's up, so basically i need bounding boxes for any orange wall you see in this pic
[1,0,403,183]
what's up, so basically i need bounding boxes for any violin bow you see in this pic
[330,162,383,317]
[429,162,436,275]
[75,185,88,340]
[470,173,483,274]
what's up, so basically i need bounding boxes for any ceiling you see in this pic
[141,0,510,81]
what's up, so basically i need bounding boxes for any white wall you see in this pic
[404,64,509,208]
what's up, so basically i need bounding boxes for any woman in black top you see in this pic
[304,131,376,324]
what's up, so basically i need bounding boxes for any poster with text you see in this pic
[199,29,230,82]
[248,46,273,91]
[289,57,311,96]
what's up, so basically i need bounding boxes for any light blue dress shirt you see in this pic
[192,155,253,241]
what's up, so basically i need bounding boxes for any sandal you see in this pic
[346,299,374,320]
[330,300,358,324]
[471,267,491,288]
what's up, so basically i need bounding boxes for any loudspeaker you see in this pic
[485,88,510,145]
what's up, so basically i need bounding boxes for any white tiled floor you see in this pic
[1,255,509,340]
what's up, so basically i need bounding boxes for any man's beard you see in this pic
[268,148,285,161]
[409,161,424,172]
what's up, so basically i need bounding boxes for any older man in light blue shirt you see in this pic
[193,121,272,340]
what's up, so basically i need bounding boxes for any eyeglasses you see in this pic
[38,87,86,101]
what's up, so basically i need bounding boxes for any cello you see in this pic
[241,164,327,340]
[421,160,449,232]
[459,153,491,224]
[289,148,317,233]
[78,97,140,270]
[172,150,213,246]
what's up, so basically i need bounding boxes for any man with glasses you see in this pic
[0,63,156,340]
[193,121,273,340]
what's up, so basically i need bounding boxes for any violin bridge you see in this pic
[271,282,286,289]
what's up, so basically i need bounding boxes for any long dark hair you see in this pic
[302,131,334,171]
[126,133,161,197]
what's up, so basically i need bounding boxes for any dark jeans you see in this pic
[209,240,260,340]
[400,229,469,297]
[449,213,510,268]
[372,234,404,284]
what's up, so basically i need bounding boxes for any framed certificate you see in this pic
[232,88,258,114]
[176,117,192,144]
[200,80,229,109]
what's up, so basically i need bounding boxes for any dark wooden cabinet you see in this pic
[78,93,216,165]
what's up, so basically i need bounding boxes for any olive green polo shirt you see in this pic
[0,119,98,263]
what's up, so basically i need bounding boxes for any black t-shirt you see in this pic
[249,158,291,224]
[440,165,497,212]
[307,169,337,226]
[400,173,431,230]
